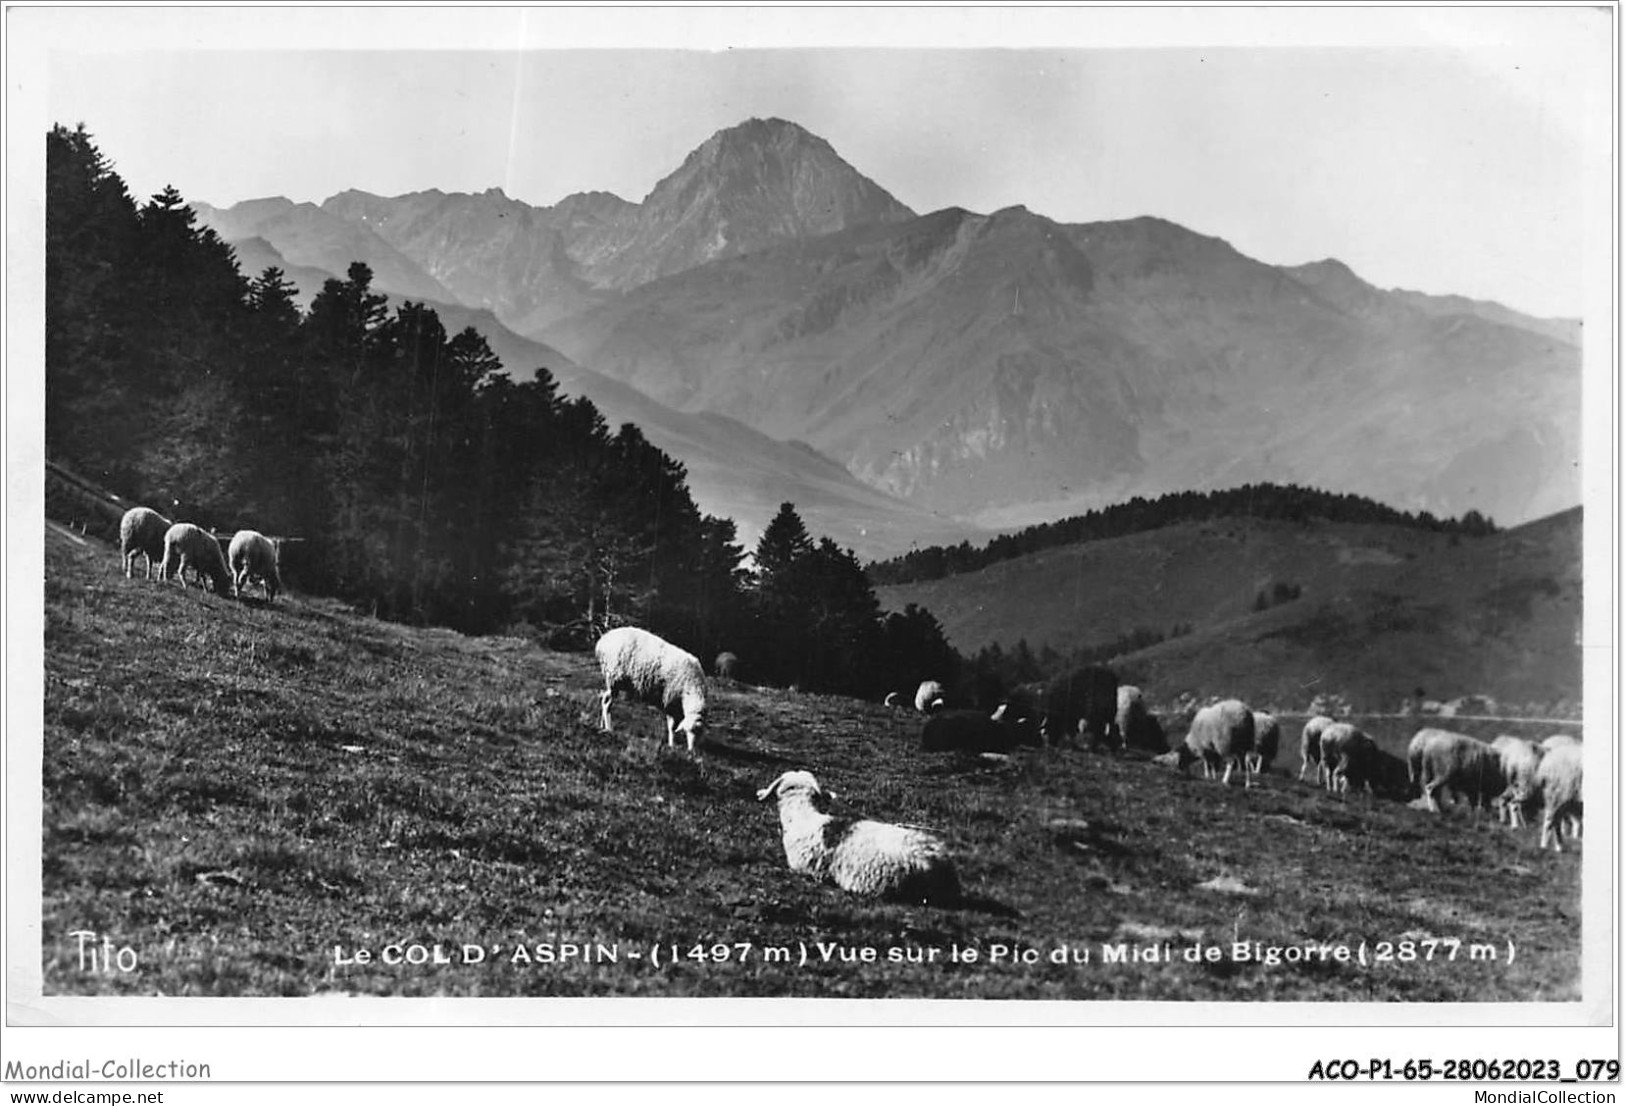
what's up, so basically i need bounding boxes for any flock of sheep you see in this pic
[591,625,1585,913]
[119,505,282,601]
[117,514,1584,909]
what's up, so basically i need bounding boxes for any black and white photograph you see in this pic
[4,2,1617,1087]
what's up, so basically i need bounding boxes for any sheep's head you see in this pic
[756,770,825,805]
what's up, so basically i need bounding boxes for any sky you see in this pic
[11,5,1614,319]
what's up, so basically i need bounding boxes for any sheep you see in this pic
[1407,728,1506,815]
[119,506,171,580]
[1489,736,1545,828]
[1529,743,1583,852]
[1541,733,1581,751]
[594,626,708,753]
[1319,723,1385,795]
[1115,685,1168,752]
[755,770,960,905]
[914,680,947,714]
[159,523,236,596]
[1005,666,1120,749]
[1298,715,1335,783]
[227,529,282,602]
[1247,711,1282,776]
[714,651,739,679]
[1174,699,1256,786]
[920,708,1026,753]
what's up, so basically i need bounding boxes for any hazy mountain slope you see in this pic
[193,199,457,305]
[877,508,1582,712]
[544,206,1581,529]
[321,187,612,332]
[201,233,976,560]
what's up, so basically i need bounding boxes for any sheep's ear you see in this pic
[755,775,784,802]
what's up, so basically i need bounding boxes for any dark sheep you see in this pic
[1005,666,1119,749]
[920,709,1022,753]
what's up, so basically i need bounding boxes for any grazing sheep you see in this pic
[1247,711,1282,776]
[160,523,235,596]
[921,708,1023,754]
[1407,728,1506,815]
[1298,715,1335,783]
[1175,699,1256,787]
[227,529,281,602]
[594,627,708,753]
[1319,723,1384,795]
[1005,666,1120,749]
[1115,685,1168,752]
[1529,743,1583,852]
[713,651,739,679]
[119,506,171,580]
[1489,736,1546,828]
[914,680,947,714]
[755,770,961,905]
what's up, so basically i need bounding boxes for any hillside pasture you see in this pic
[39,527,1581,1001]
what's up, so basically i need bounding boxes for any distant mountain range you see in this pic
[196,116,1582,547]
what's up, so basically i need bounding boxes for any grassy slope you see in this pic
[877,510,1583,713]
[43,525,1580,999]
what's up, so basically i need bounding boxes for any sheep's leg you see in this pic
[1221,759,1234,787]
[1541,813,1561,852]
[124,552,134,579]
[1422,778,1442,813]
[598,688,614,732]
[665,715,677,748]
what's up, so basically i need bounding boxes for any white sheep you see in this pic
[1298,715,1335,783]
[1489,735,1545,828]
[755,770,961,905]
[160,523,236,596]
[594,626,707,753]
[1247,711,1282,776]
[1407,728,1505,815]
[1529,743,1583,852]
[119,506,172,580]
[1175,699,1256,787]
[228,529,282,602]
[914,680,946,714]
[1540,733,1581,751]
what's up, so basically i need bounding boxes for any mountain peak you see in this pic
[585,118,915,289]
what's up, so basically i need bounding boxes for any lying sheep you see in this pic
[1298,715,1335,783]
[227,529,282,602]
[1116,685,1168,752]
[914,680,947,714]
[119,506,171,580]
[160,523,235,596]
[755,770,961,905]
[1530,743,1583,852]
[1175,699,1256,787]
[1247,711,1282,776]
[920,708,1025,754]
[594,626,707,753]
[1489,735,1545,828]
[1407,728,1505,815]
